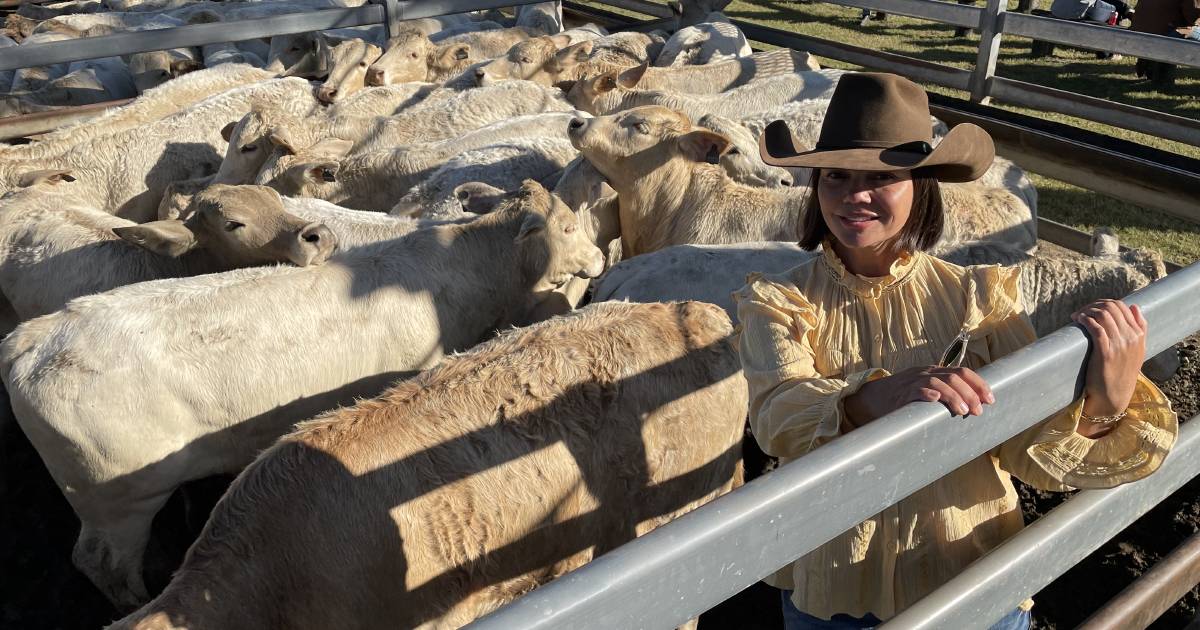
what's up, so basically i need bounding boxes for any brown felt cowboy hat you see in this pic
[759,72,995,183]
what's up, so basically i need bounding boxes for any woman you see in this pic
[736,73,1178,630]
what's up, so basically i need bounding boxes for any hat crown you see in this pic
[816,73,933,151]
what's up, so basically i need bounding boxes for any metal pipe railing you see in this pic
[1076,529,1200,630]
[0,0,546,72]
[466,263,1200,630]
[883,414,1200,629]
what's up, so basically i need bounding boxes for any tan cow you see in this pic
[366,26,542,85]
[569,106,801,257]
[474,32,666,86]
[107,300,747,630]
[0,176,334,334]
[315,34,383,104]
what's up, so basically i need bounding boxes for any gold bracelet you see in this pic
[1080,409,1128,425]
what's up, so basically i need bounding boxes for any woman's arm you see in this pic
[736,277,887,459]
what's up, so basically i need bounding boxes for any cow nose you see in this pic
[568,118,585,132]
[779,175,794,187]
[317,86,338,103]
[474,67,487,84]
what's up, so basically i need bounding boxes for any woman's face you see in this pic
[817,168,914,251]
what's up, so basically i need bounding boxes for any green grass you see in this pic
[577,0,1200,264]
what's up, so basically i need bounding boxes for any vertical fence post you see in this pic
[376,0,406,39]
[969,0,1006,104]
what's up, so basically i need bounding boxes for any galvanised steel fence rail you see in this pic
[466,261,1200,629]
[0,0,546,72]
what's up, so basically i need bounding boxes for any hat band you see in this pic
[814,139,934,154]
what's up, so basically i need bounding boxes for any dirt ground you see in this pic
[2,338,1196,630]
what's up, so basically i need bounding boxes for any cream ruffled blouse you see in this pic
[733,243,1178,621]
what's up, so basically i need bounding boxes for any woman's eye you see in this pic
[224,220,245,232]
[634,122,650,134]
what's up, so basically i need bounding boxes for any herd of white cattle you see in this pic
[0,0,1178,627]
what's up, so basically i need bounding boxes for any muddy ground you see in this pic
[2,337,1197,629]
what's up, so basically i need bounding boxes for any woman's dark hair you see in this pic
[797,167,944,252]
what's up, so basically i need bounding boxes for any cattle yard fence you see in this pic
[465,242,1200,630]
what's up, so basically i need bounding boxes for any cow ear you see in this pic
[17,169,75,187]
[438,42,471,63]
[454,181,507,214]
[221,121,238,142]
[304,162,340,183]
[113,220,198,258]
[616,62,648,88]
[591,71,618,94]
[267,127,299,155]
[554,40,593,67]
[548,33,573,48]
[515,211,547,243]
[308,137,353,158]
[677,129,731,163]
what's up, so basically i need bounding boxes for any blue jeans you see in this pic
[780,590,1032,630]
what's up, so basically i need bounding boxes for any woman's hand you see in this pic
[843,365,995,429]
[1073,299,1147,420]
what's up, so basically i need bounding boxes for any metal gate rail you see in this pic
[0,0,545,72]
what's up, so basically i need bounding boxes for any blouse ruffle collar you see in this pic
[819,239,922,299]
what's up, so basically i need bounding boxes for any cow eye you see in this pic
[240,144,257,153]
[634,122,650,135]
[727,147,739,155]
[410,51,419,58]
[359,61,368,67]
[519,57,532,64]
[564,223,577,234]
[224,220,245,232]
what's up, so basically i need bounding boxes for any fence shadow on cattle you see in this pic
[89,321,745,627]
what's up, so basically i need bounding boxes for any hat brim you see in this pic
[759,120,995,184]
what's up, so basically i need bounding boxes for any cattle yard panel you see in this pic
[0,0,548,72]
[465,261,1200,629]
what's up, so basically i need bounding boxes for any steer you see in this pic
[109,300,747,630]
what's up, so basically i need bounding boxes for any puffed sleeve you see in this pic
[734,273,888,460]
[966,265,1180,491]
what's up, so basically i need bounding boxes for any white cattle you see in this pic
[655,13,751,66]
[1,181,604,610]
